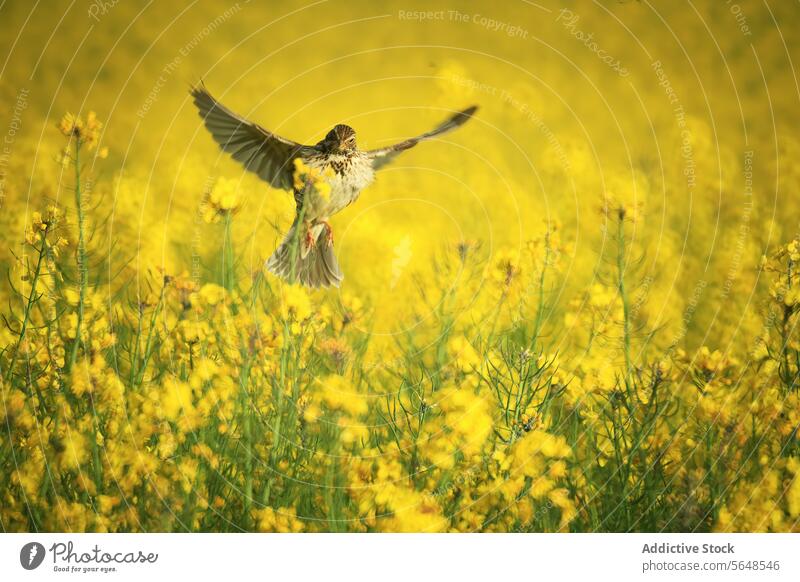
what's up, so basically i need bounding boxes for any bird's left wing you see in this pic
[191,83,315,191]
[365,105,478,171]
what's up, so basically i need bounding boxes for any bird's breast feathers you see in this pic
[303,152,374,217]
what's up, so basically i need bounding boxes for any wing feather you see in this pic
[190,83,314,190]
[365,105,478,170]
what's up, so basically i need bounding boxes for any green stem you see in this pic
[616,216,632,386]
[239,356,254,526]
[781,262,793,390]
[287,198,308,286]
[90,413,102,491]
[5,229,49,381]
[129,306,144,387]
[530,233,551,349]
[325,436,343,532]
[68,139,87,370]
[261,322,290,506]
[134,282,167,387]
[223,212,236,292]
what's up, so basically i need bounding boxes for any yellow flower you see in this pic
[253,506,305,532]
[64,287,81,306]
[379,485,448,532]
[201,177,243,222]
[438,386,493,457]
[1,389,26,420]
[448,336,481,372]
[302,402,322,423]
[279,284,312,322]
[161,378,194,420]
[60,432,88,470]
[488,248,521,288]
[292,158,311,190]
[198,283,226,306]
[57,112,82,137]
[318,375,368,417]
[787,458,800,518]
[292,158,333,201]
[57,111,102,149]
[97,495,120,514]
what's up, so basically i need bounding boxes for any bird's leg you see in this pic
[303,220,316,252]
[319,219,334,246]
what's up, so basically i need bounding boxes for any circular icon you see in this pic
[19,542,46,570]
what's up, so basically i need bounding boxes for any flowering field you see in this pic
[1,1,799,532]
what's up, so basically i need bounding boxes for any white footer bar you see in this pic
[1,533,798,581]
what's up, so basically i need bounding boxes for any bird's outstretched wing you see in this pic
[190,83,314,190]
[365,105,478,170]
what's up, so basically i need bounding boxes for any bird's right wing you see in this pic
[191,83,315,191]
[365,105,478,171]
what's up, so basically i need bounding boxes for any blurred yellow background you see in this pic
[1,0,795,347]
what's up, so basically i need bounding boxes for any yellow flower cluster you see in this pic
[292,159,333,201]
[201,177,243,223]
[57,111,105,153]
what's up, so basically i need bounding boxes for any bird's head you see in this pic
[323,124,357,153]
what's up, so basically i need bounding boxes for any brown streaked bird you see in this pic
[190,84,478,288]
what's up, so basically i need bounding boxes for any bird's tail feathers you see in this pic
[266,224,343,288]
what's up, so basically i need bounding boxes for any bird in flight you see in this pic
[191,84,477,288]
